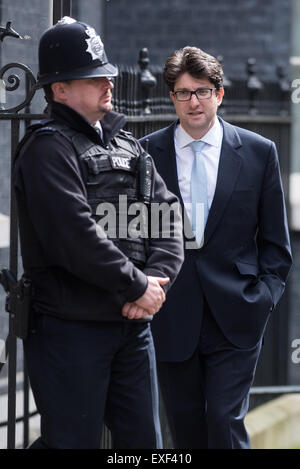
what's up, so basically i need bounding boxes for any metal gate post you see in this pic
[6,118,20,449]
[52,0,72,24]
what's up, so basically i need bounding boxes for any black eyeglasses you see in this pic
[172,88,216,101]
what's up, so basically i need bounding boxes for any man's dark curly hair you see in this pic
[163,46,224,91]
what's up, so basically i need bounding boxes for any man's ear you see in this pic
[51,82,68,102]
[217,87,224,107]
[169,90,176,105]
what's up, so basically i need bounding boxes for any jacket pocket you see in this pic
[235,260,258,278]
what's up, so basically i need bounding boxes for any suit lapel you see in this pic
[152,120,184,204]
[203,118,243,246]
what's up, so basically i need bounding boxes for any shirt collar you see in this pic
[176,117,223,149]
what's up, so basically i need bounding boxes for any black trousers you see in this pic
[157,305,262,449]
[24,314,162,449]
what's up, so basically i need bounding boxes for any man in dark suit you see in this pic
[137,47,292,449]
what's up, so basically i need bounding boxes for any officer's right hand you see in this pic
[122,276,170,318]
[136,276,169,314]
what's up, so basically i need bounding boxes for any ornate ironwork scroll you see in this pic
[0,63,37,113]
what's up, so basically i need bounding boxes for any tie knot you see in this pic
[190,140,205,155]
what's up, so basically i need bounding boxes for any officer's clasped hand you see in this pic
[122,276,170,320]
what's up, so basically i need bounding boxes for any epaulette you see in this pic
[30,119,56,136]
[113,129,141,156]
[119,129,146,155]
[119,128,133,137]
[118,128,141,147]
[13,119,56,166]
[35,126,57,135]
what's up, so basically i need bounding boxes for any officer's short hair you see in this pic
[163,46,224,91]
[43,85,53,103]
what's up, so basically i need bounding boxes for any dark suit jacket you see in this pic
[140,117,292,361]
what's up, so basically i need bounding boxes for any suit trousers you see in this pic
[24,314,162,449]
[157,302,262,449]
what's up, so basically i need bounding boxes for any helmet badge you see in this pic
[85,26,104,62]
[56,16,76,25]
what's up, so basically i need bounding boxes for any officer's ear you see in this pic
[51,81,71,103]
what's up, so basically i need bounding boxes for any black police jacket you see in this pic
[13,102,184,322]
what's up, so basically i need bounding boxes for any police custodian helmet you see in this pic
[35,16,118,88]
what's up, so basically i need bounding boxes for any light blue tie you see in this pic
[190,140,208,246]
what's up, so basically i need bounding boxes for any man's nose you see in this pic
[189,93,201,106]
[105,78,114,89]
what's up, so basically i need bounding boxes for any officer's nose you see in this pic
[105,77,114,89]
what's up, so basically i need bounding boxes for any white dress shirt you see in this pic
[174,118,223,224]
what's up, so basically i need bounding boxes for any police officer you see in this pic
[13,17,183,449]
